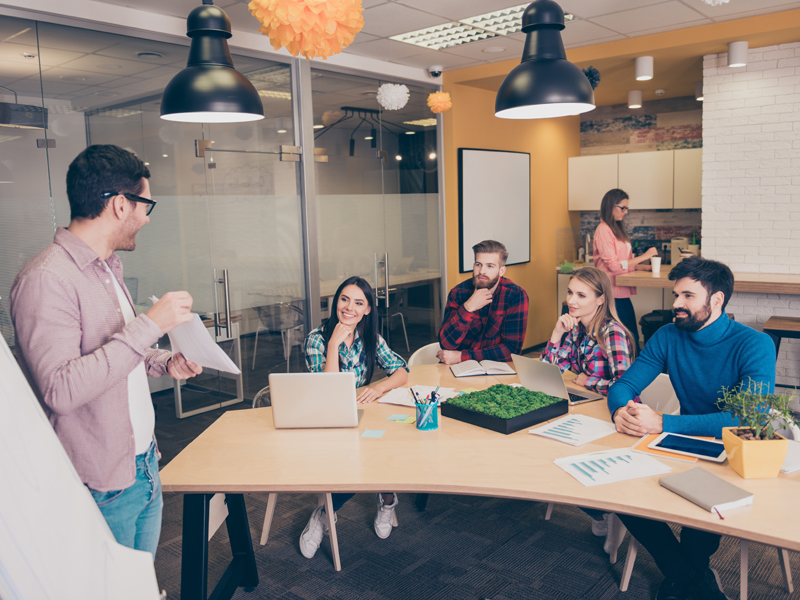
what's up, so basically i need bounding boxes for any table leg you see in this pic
[179,493,258,600]
[181,494,211,599]
[414,493,429,512]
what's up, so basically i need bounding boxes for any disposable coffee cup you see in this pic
[651,256,661,275]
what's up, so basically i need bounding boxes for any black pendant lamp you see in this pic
[495,0,594,119]
[161,0,264,123]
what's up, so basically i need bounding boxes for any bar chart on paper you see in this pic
[529,415,617,446]
[554,449,672,487]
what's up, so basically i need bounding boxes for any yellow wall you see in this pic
[441,79,580,349]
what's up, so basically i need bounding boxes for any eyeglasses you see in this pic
[615,204,630,213]
[101,192,157,216]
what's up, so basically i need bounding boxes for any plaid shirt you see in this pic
[304,326,409,387]
[10,227,170,492]
[438,277,528,362]
[540,319,633,395]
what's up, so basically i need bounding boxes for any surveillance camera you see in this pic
[428,65,443,78]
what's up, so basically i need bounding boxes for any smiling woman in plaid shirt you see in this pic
[300,276,409,561]
[540,266,635,554]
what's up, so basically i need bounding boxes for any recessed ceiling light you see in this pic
[361,90,377,96]
[144,162,150,166]
[136,51,165,60]
[162,154,169,158]
[364,136,373,140]
[404,131,415,135]
[312,124,324,129]
[395,155,402,161]
[403,118,437,127]
[482,47,507,54]
[257,90,292,100]
[277,129,287,133]
[59,75,87,82]
[21,52,36,59]
[429,152,436,159]
[94,91,119,97]
[97,63,123,70]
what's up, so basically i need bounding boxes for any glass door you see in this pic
[311,70,441,361]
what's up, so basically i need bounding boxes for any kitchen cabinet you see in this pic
[618,151,674,209]
[673,148,702,209]
[569,149,700,210]
[568,154,618,211]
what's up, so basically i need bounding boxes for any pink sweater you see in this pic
[593,221,636,299]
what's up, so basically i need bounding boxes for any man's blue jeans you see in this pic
[89,440,163,560]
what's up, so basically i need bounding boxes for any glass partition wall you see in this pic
[0,16,441,411]
[311,70,441,359]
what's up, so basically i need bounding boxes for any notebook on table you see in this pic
[659,467,753,513]
[450,360,516,377]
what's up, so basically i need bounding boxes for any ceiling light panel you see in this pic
[390,4,575,50]
[403,118,437,127]
[390,22,499,50]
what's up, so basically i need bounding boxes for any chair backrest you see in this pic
[408,342,441,366]
[639,373,680,415]
[771,408,800,440]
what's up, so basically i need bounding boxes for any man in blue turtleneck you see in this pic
[607,255,775,600]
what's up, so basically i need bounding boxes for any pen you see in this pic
[713,507,724,520]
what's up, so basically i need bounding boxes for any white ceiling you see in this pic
[89,0,800,72]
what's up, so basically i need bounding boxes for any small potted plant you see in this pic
[716,379,799,479]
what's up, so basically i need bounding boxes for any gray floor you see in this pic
[152,332,800,600]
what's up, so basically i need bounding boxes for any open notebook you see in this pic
[450,360,516,377]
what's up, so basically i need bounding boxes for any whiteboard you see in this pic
[0,337,161,600]
[458,149,530,272]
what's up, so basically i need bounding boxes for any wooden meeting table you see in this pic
[160,364,800,600]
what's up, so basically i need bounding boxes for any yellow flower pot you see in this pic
[722,427,789,479]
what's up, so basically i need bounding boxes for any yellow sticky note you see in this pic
[403,416,416,424]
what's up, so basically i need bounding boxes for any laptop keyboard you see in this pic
[568,392,588,403]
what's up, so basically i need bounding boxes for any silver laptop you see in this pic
[269,372,360,428]
[511,354,604,405]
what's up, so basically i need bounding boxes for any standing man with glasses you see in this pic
[10,144,202,560]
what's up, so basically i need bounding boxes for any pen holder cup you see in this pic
[415,401,439,431]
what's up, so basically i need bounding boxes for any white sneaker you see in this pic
[604,515,627,556]
[374,493,398,539]
[591,513,609,537]
[299,505,336,559]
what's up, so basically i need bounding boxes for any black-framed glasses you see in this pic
[615,204,630,212]
[101,191,157,216]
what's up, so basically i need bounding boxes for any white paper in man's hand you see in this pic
[149,296,241,374]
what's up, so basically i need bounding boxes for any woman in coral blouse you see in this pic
[593,188,658,353]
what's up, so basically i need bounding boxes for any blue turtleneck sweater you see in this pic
[607,313,776,437]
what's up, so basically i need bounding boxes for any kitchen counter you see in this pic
[617,268,800,295]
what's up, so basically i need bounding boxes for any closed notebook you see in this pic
[659,467,753,513]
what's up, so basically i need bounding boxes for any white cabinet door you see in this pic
[568,154,618,211]
[618,151,674,209]
[673,148,702,209]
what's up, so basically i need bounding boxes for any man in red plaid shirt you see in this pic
[437,240,529,364]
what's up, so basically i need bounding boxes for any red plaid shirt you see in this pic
[10,227,170,492]
[540,319,633,395]
[438,277,528,362]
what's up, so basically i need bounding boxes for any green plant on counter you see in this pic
[449,384,562,419]
[716,378,799,440]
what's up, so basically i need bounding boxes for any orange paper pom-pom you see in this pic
[427,91,452,114]
[248,0,365,61]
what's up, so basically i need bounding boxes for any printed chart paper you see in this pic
[554,449,672,487]
[529,415,617,447]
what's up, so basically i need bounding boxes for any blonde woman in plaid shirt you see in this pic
[540,266,635,555]
[300,276,409,560]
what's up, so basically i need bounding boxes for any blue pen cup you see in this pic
[415,401,439,431]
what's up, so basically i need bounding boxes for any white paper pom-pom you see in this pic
[376,84,410,111]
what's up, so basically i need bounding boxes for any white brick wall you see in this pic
[702,42,800,387]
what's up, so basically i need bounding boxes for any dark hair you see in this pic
[669,255,734,312]
[600,189,630,243]
[66,145,151,220]
[472,240,508,265]
[322,277,379,384]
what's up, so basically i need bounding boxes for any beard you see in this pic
[673,300,712,332]
[473,273,499,290]
[114,213,141,252]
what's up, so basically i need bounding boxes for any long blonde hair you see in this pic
[568,267,635,356]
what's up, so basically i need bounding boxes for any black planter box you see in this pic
[441,399,569,435]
